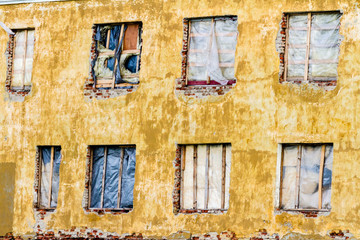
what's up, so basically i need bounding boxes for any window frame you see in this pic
[92,22,142,89]
[278,143,333,212]
[182,16,237,87]
[283,11,341,84]
[35,145,61,211]
[178,143,231,213]
[87,145,136,211]
[8,28,35,92]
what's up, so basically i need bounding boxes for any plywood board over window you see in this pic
[179,143,231,213]
[279,143,333,212]
[283,12,342,86]
[92,22,142,89]
[11,29,35,90]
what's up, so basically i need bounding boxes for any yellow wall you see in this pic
[1,0,360,238]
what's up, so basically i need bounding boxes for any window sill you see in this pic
[186,80,236,86]
[179,209,227,214]
[84,208,133,215]
[276,208,330,217]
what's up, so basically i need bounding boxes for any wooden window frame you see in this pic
[179,143,230,213]
[279,143,332,212]
[36,146,61,211]
[283,11,341,83]
[10,28,35,91]
[94,22,142,89]
[183,16,237,87]
[87,145,135,211]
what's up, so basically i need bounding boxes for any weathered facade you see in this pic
[1,0,360,239]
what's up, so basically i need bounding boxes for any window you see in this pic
[88,146,136,210]
[9,29,35,90]
[36,146,62,210]
[283,12,341,85]
[92,23,142,89]
[183,16,238,86]
[279,143,333,211]
[179,143,231,212]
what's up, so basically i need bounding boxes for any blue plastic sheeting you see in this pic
[50,147,62,208]
[103,147,121,208]
[90,146,136,209]
[90,147,105,208]
[40,147,62,208]
[120,147,136,208]
[125,55,139,73]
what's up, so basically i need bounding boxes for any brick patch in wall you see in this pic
[175,18,236,99]
[83,26,138,101]
[0,230,355,239]
[5,34,31,101]
[82,146,132,215]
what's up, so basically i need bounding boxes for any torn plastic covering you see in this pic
[309,13,341,79]
[188,18,238,85]
[40,147,62,208]
[90,146,136,209]
[281,144,333,210]
[92,25,128,86]
[120,147,136,208]
[12,30,34,87]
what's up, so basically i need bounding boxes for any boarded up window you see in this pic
[280,143,333,211]
[11,29,35,90]
[37,146,62,210]
[185,16,238,86]
[180,143,231,210]
[92,23,142,89]
[89,146,136,210]
[283,12,341,84]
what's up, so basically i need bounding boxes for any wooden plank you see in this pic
[284,15,289,82]
[95,83,138,88]
[37,148,43,208]
[106,29,111,48]
[22,29,28,89]
[88,148,94,209]
[117,147,124,209]
[10,32,16,88]
[185,20,191,86]
[123,49,140,54]
[193,144,197,209]
[279,145,285,208]
[112,24,125,89]
[205,145,210,209]
[295,145,302,209]
[180,145,186,209]
[48,146,54,208]
[304,13,312,83]
[206,18,215,84]
[100,147,108,208]
[318,145,326,209]
[123,24,139,50]
[187,80,236,86]
[221,144,226,209]
[289,26,340,31]
[288,59,338,65]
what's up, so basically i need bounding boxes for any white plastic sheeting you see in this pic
[188,18,238,84]
[281,144,333,210]
[182,144,231,210]
[90,146,136,209]
[12,30,34,87]
[287,13,341,81]
[39,147,62,208]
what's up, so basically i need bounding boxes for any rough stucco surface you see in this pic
[0,0,360,238]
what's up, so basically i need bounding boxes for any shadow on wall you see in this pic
[0,162,15,235]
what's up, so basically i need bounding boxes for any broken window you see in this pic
[10,29,35,90]
[184,16,238,86]
[36,146,62,210]
[92,23,142,89]
[280,143,333,211]
[283,12,341,85]
[179,143,231,211]
[88,146,136,210]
